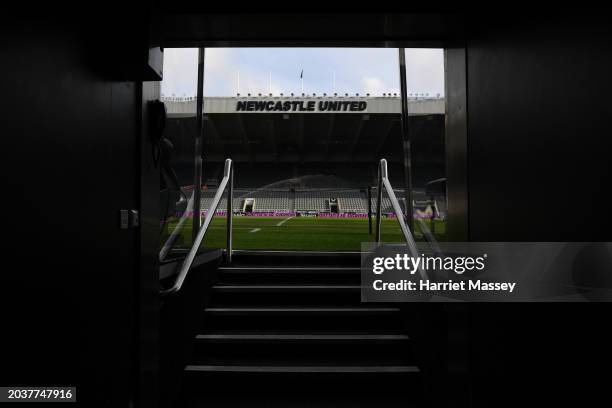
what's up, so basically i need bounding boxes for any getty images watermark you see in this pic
[371,252,517,292]
[361,242,612,302]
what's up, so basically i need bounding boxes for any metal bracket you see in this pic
[120,209,140,229]
[130,209,140,227]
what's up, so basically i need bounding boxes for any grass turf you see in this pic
[162,216,445,252]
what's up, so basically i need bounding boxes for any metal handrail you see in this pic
[159,192,195,262]
[375,158,426,278]
[415,218,443,256]
[160,158,233,296]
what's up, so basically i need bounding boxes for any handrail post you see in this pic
[192,47,205,241]
[159,191,195,262]
[375,160,383,244]
[367,186,372,235]
[377,158,427,278]
[160,158,234,296]
[227,162,233,264]
[398,48,415,232]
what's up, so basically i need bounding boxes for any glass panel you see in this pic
[158,48,199,258]
[173,47,447,251]
[404,48,447,242]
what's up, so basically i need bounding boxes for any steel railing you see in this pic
[415,218,443,256]
[159,192,195,262]
[374,158,426,278]
[160,158,233,296]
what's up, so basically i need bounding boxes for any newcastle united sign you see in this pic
[169,97,442,115]
[236,99,368,113]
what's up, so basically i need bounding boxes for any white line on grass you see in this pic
[276,216,295,227]
[207,227,260,230]
[250,228,261,233]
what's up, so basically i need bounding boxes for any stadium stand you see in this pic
[295,190,330,211]
[337,190,365,212]
[369,197,388,213]
[249,190,292,212]
[192,186,447,218]
[200,190,246,212]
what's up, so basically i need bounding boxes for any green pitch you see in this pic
[162,216,446,252]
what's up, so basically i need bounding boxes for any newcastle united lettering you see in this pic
[236,100,368,113]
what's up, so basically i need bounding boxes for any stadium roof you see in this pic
[163,96,445,164]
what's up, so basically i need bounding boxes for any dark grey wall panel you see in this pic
[466,15,612,241]
[464,13,612,408]
[445,47,469,241]
[138,81,161,408]
[161,13,463,47]
[0,13,150,406]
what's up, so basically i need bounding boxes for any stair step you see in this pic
[191,353,415,366]
[182,362,422,395]
[219,267,361,272]
[195,333,409,342]
[211,284,362,305]
[213,284,360,291]
[191,332,415,365]
[205,307,396,315]
[218,267,361,284]
[185,365,419,373]
[228,250,361,267]
[183,393,421,408]
[202,306,404,330]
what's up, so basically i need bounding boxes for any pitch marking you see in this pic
[276,216,295,227]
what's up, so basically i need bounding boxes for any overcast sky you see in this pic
[161,48,445,98]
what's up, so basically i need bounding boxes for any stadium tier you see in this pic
[193,187,446,218]
[164,96,447,219]
[163,96,446,192]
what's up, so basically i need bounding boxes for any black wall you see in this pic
[467,14,612,242]
[464,13,612,407]
[0,10,159,407]
[139,82,162,407]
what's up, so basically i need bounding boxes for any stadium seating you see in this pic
[336,190,366,212]
[200,190,246,212]
[195,187,446,218]
[295,190,330,211]
[248,190,291,212]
